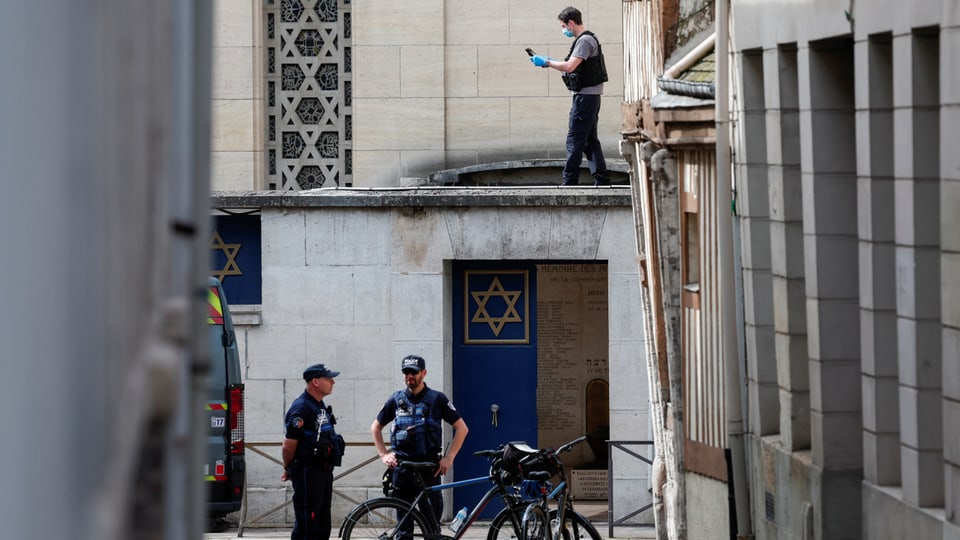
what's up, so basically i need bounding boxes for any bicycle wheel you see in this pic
[340,497,435,540]
[548,509,601,540]
[487,506,524,540]
[520,504,550,540]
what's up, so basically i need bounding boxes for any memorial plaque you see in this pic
[570,469,609,500]
[536,264,609,467]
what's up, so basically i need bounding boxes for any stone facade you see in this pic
[209,0,624,190]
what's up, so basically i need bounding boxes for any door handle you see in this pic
[490,404,500,427]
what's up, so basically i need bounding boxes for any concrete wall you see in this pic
[730,0,960,538]
[685,471,730,539]
[212,189,651,527]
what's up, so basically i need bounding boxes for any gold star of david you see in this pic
[470,276,523,336]
[211,231,242,282]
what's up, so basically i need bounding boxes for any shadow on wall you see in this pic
[422,159,631,187]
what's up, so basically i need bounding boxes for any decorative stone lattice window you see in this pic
[265,0,352,189]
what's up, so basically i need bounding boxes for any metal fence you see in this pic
[237,441,382,537]
[606,440,656,538]
[237,439,657,537]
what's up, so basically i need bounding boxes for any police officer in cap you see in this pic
[282,363,345,540]
[371,354,469,527]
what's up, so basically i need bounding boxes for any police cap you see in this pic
[400,354,426,373]
[303,363,340,380]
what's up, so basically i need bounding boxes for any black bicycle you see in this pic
[500,436,602,540]
[338,445,532,540]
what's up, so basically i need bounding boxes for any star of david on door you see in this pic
[464,270,529,344]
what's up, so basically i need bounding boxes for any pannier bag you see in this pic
[498,441,539,484]
[520,450,561,477]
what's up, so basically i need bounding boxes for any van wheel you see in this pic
[207,517,230,533]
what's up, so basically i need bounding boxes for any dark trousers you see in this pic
[563,93,609,185]
[392,464,442,532]
[290,465,333,540]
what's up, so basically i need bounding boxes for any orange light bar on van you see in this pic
[208,286,224,325]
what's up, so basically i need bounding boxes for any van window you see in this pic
[208,325,228,393]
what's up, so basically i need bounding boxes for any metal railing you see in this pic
[237,439,656,537]
[606,440,656,538]
[237,441,383,537]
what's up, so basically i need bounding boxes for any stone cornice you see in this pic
[210,187,633,210]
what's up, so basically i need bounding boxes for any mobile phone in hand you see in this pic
[525,48,536,57]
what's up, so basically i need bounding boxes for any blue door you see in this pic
[452,262,538,516]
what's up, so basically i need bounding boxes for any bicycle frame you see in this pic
[390,470,520,540]
[340,446,544,540]
[516,435,590,540]
[547,480,568,538]
[404,474,523,540]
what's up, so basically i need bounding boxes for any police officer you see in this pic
[371,355,469,525]
[282,363,345,540]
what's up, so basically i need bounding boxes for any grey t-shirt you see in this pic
[570,33,603,95]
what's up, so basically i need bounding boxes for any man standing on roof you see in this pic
[282,363,346,540]
[529,6,610,187]
[371,355,469,525]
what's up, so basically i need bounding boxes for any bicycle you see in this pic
[509,436,602,540]
[338,445,532,540]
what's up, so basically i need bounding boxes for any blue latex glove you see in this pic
[531,55,550,68]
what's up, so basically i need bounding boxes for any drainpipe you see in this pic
[715,0,752,537]
[662,32,716,80]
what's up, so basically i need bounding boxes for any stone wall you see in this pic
[209,0,625,190]
[212,188,653,527]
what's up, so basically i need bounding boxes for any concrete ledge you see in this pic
[229,304,261,326]
[211,186,632,210]
[862,484,944,539]
[428,158,631,186]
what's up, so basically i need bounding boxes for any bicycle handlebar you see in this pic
[471,436,586,464]
[473,448,502,458]
[554,435,588,454]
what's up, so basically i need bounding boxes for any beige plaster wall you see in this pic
[354,0,625,186]
[210,0,263,191]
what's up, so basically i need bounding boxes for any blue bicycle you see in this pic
[339,445,531,540]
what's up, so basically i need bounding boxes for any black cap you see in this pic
[303,363,340,380]
[400,354,426,373]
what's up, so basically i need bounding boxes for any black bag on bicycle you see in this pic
[498,441,538,484]
[521,450,561,478]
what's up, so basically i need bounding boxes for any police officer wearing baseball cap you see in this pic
[371,355,469,530]
[282,363,345,540]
